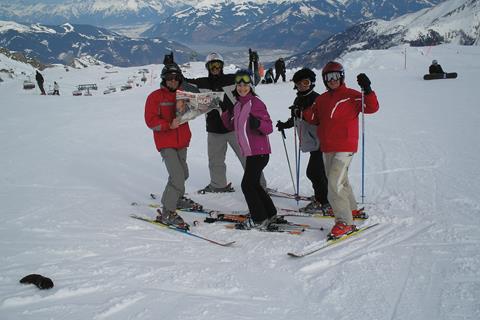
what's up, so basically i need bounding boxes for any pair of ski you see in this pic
[130,213,379,257]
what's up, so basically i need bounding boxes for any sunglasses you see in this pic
[165,73,182,81]
[323,72,342,82]
[235,74,252,84]
[295,79,311,88]
[208,61,223,71]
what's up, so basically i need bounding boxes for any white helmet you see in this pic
[205,52,224,69]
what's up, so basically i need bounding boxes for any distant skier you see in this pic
[302,61,379,239]
[144,63,191,230]
[274,57,286,83]
[429,60,445,74]
[186,52,266,194]
[262,68,274,84]
[276,68,330,214]
[163,51,174,65]
[53,81,60,95]
[248,48,261,85]
[35,70,46,95]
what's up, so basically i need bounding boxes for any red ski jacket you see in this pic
[303,83,379,153]
[144,86,191,151]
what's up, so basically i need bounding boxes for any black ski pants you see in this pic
[307,149,329,205]
[241,154,276,223]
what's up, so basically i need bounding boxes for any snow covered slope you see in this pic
[1,44,479,319]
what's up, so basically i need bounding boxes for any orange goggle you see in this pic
[235,74,252,84]
[295,78,311,88]
[208,61,223,71]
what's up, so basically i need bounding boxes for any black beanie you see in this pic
[292,68,316,84]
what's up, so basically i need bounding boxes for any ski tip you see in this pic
[287,252,302,258]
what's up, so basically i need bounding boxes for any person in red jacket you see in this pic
[302,61,379,239]
[144,63,191,229]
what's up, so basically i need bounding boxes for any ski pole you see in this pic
[361,90,366,204]
[293,117,299,200]
[296,114,303,204]
[279,129,296,195]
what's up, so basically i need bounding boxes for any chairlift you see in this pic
[23,76,35,90]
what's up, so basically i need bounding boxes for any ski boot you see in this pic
[352,207,368,219]
[176,196,203,211]
[156,209,189,230]
[197,182,235,194]
[300,201,334,216]
[328,222,357,240]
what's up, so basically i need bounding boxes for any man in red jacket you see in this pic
[144,64,191,229]
[302,61,379,239]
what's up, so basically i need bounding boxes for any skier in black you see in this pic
[274,58,286,83]
[186,52,266,193]
[35,70,46,95]
[429,60,445,74]
[275,68,330,214]
[248,48,261,85]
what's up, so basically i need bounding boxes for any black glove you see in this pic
[20,274,54,290]
[357,73,372,94]
[249,116,261,130]
[276,118,294,131]
[289,105,301,118]
[221,99,234,113]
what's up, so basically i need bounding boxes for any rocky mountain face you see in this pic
[1,0,442,51]
[0,21,197,67]
[288,0,480,68]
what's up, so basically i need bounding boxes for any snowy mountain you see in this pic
[0,0,180,26]
[289,0,480,68]
[0,21,197,67]
[1,43,480,319]
[142,0,443,51]
[0,1,443,51]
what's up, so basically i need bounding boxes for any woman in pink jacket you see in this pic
[221,70,276,228]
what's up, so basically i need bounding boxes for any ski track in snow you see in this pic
[1,44,480,319]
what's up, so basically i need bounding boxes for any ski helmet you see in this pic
[205,52,224,70]
[321,61,345,87]
[432,59,438,65]
[161,63,183,89]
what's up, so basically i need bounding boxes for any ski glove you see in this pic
[357,73,372,94]
[276,119,294,131]
[249,116,261,130]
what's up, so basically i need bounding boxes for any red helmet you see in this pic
[322,61,345,87]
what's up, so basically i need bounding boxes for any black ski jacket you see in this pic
[186,73,236,133]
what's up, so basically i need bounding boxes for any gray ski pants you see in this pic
[323,152,358,225]
[208,131,266,188]
[160,148,189,212]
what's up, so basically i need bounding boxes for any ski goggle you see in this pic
[323,72,342,82]
[235,74,252,84]
[295,79,311,88]
[208,61,223,71]
[164,73,182,81]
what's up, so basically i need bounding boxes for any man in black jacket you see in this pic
[186,52,266,193]
[35,70,46,95]
[274,58,286,83]
[276,68,330,214]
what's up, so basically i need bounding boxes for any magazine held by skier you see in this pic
[176,90,225,124]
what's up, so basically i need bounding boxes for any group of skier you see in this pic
[144,51,379,239]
